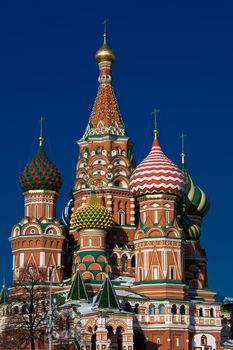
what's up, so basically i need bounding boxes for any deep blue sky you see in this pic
[0,0,232,296]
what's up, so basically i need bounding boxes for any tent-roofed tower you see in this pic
[67,269,88,302]
[72,29,137,278]
[94,275,120,310]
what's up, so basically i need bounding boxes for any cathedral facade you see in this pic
[0,33,224,350]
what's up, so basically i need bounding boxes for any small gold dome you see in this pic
[71,191,114,231]
[95,34,115,63]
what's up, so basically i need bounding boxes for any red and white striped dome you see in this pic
[130,138,186,197]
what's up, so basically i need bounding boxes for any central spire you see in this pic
[95,20,115,66]
[82,27,126,139]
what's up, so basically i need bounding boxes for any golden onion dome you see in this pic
[95,33,115,63]
[71,190,114,231]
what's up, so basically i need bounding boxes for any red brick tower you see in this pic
[71,190,115,281]
[71,31,137,277]
[130,114,187,299]
[10,129,66,285]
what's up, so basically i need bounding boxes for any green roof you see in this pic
[0,283,8,304]
[67,270,88,302]
[95,276,120,310]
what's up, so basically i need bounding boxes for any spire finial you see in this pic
[152,108,160,139]
[39,117,45,146]
[2,276,5,287]
[103,19,108,44]
[179,133,187,170]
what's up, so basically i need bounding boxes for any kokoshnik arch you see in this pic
[0,29,223,350]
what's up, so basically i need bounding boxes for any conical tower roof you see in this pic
[82,33,126,140]
[0,282,8,304]
[95,276,120,310]
[67,270,88,302]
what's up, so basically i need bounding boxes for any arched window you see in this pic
[123,301,131,312]
[210,308,214,317]
[21,304,27,314]
[201,335,207,346]
[199,307,203,317]
[131,255,136,268]
[159,304,165,314]
[118,210,125,225]
[66,316,70,331]
[111,253,118,267]
[171,304,177,315]
[59,317,64,331]
[170,266,175,280]
[180,305,185,315]
[149,304,155,315]
[14,306,19,314]
[121,254,128,273]
[134,303,139,314]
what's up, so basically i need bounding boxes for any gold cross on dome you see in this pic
[39,116,45,146]
[179,132,187,169]
[179,132,187,154]
[152,108,160,130]
[151,108,160,139]
[103,19,109,42]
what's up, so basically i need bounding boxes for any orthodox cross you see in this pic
[39,116,45,146]
[103,19,108,42]
[152,108,160,138]
[180,132,187,154]
[179,132,187,169]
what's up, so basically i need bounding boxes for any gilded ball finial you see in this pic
[95,21,115,63]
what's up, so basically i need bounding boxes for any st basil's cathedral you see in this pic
[0,31,225,350]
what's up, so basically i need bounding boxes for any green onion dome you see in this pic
[71,191,115,231]
[20,145,62,192]
[184,172,210,217]
[180,213,201,241]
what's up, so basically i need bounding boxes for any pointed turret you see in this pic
[82,29,126,140]
[0,281,8,304]
[95,275,120,310]
[67,270,88,302]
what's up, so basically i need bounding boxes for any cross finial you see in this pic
[39,116,45,146]
[103,19,108,44]
[151,108,160,139]
[179,133,187,169]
